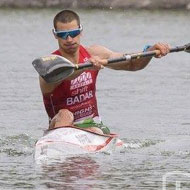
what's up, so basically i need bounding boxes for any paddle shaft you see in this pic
[77,44,189,70]
[32,42,190,83]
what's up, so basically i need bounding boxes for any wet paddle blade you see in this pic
[32,55,75,83]
[43,66,75,83]
[185,43,190,53]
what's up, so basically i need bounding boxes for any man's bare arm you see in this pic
[86,43,169,71]
[86,45,152,71]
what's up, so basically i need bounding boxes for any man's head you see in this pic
[53,10,82,55]
[53,9,80,30]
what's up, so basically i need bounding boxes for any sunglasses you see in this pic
[53,25,83,40]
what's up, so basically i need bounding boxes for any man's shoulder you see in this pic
[86,45,112,59]
[86,44,105,52]
[52,49,61,55]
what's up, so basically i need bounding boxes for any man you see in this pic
[40,9,170,134]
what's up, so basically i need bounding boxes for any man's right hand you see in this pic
[88,56,108,70]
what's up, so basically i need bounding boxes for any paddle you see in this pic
[32,43,190,83]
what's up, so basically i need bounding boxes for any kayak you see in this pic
[34,126,125,163]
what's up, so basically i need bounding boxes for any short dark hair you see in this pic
[53,10,80,29]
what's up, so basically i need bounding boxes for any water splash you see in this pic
[122,138,163,149]
[0,134,36,156]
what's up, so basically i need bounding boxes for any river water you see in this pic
[0,8,190,190]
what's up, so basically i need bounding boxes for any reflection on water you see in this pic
[0,8,190,190]
[37,156,99,190]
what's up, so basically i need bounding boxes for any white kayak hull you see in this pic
[34,127,125,162]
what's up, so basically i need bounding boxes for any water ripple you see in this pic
[0,134,36,156]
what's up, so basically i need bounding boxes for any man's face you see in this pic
[55,20,81,54]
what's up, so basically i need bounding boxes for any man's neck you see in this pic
[59,48,79,65]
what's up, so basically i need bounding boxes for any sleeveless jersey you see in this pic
[43,45,101,124]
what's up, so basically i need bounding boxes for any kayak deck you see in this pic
[34,127,125,162]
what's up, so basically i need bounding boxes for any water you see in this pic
[0,8,190,189]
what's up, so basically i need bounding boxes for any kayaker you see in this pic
[40,9,170,135]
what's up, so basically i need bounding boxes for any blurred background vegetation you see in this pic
[0,0,190,10]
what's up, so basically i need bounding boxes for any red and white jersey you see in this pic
[43,45,101,124]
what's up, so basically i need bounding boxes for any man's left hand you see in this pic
[148,42,170,58]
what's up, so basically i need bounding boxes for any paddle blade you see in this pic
[32,55,75,83]
[185,43,190,53]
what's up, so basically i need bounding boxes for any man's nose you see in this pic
[66,35,73,42]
